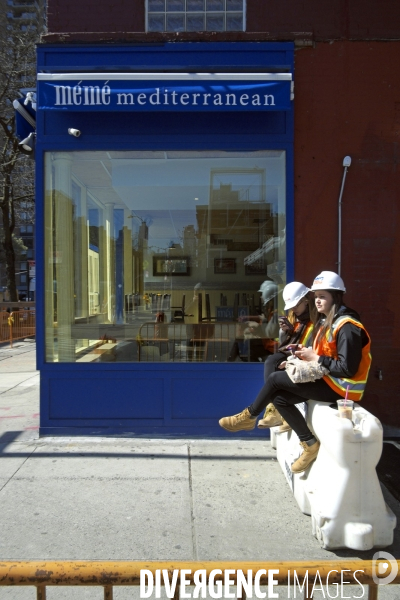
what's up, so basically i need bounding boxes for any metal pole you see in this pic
[9,313,13,348]
[368,583,379,600]
[173,583,180,600]
[338,156,351,277]
[36,586,46,600]
[303,580,313,599]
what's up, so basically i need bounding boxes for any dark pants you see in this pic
[248,370,339,441]
[263,351,287,382]
[228,338,271,363]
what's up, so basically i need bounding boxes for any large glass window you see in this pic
[45,151,286,363]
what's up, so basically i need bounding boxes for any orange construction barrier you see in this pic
[0,310,10,343]
[0,309,35,347]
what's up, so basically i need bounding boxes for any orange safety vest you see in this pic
[313,316,372,401]
[276,320,313,353]
[297,321,314,347]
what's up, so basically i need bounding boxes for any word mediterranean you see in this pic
[53,85,277,108]
[140,569,366,598]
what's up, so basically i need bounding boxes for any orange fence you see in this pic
[0,560,398,599]
[0,310,35,347]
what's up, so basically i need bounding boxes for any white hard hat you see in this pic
[283,282,311,310]
[311,271,346,292]
[258,281,278,305]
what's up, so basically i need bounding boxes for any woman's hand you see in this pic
[295,346,319,362]
[278,361,287,369]
[278,316,294,334]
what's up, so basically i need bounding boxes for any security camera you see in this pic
[18,132,36,156]
[68,128,81,137]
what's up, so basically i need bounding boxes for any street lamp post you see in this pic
[26,265,30,300]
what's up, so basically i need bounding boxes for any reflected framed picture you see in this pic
[214,258,236,274]
[245,259,267,275]
[153,256,190,276]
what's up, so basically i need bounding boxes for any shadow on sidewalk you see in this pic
[0,430,275,461]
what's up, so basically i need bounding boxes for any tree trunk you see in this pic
[1,177,18,302]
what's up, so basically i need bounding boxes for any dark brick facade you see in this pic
[293,41,400,424]
[46,0,400,39]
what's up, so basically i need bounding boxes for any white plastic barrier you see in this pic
[270,401,396,550]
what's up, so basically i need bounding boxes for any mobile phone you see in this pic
[279,316,292,328]
[287,344,299,355]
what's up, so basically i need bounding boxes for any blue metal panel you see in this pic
[37,42,294,72]
[49,375,164,419]
[39,364,266,437]
[35,107,45,374]
[41,110,288,144]
[36,42,294,437]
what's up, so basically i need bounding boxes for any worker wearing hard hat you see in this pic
[219,271,372,473]
[258,280,278,306]
[258,281,280,347]
[258,281,316,431]
[227,281,280,362]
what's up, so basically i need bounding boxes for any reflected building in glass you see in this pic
[45,151,287,364]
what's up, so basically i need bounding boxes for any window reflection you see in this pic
[45,151,286,363]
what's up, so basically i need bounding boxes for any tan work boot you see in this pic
[219,408,257,432]
[277,418,292,433]
[291,440,320,473]
[257,403,283,429]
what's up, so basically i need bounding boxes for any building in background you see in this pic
[35,0,400,435]
[4,0,43,28]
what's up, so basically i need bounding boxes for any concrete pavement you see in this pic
[0,340,39,443]
[0,341,399,599]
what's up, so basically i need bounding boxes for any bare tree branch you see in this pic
[0,13,42,300]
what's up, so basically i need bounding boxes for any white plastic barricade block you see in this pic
[272,400,396,550]
[271,402,312,515]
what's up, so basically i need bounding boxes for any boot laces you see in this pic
[235,410,249,422]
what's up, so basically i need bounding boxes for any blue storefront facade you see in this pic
[36,42,294,436]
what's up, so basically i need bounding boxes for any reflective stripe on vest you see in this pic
[313,316,372,401]
[299,322,313,347]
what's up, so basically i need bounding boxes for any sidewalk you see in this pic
[0,342,399,599]
[0,340,39,442]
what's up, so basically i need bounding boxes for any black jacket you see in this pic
[278,307,312,353]
[317,306,370,379]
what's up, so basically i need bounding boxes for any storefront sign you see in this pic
[37,73,292,112]
[216,306,250,321]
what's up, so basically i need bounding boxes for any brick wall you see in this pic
[294,41,400,424]
[46,0,400,38]
[47,0,144,33]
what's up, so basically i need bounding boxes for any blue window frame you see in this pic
[36,42,294,437]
